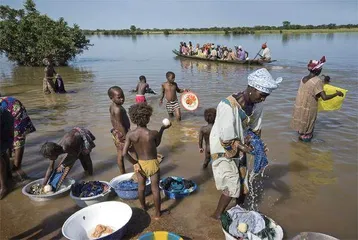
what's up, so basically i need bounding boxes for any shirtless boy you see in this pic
[131,75,150,103]
[160,71,189,121]
[108,86,136,174]
[40,127,95,191]
[198,108,216,169]
[123,103,171,219]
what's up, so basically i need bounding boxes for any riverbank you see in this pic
[84,27,358,36]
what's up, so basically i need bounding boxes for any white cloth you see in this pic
[262,48,271,59]
[209,97,263,197]
[247,68,282,94]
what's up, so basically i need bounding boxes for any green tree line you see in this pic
[0,0,91,66]
[83,22,358,36]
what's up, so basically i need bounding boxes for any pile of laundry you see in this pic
[115,179,150,191]
[160,177,195,194]
[71,181,109,198]
[221,205,282,240]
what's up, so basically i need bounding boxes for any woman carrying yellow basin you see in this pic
[291,57,345,142]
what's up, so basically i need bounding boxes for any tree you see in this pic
[0,0,91,66]
[130,25,136,32]
[282,21,291,29]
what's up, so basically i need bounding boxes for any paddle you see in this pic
[253,42,266,60]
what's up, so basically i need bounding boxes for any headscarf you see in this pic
[247,68,283,94]
[308,56,326,72]
[262,43,267,49]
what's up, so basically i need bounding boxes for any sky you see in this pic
[2,0,358,30]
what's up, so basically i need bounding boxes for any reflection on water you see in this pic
[0,33,357,239]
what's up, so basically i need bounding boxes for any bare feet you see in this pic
[0,187,9,200]
[153,209,170,220]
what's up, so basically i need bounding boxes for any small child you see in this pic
[198,108,216,169]
[43,57,57,94]
[131,75,150,103]
[160,71,189,121]
[108,86,136,174]
[123,103,171,219]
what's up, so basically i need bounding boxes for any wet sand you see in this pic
[1,122,357,239]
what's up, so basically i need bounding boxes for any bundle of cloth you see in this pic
[245,129,268,175]
[160,177,195,194]
[71,181,108,198]
[221,205,279,240]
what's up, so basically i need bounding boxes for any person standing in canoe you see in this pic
[290,56,343,142]
[209,68,282,219]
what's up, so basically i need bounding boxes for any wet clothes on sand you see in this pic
[160,177,195,194]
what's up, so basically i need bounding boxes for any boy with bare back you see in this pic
[123,103,171,219]
[160,71,189,121]
[131,75,150,103]
[108,86,136,174]
[199,108,216,169]
[43,57,57,94]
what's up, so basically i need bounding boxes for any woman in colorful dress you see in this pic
[0,96,36,181]
[290,56,343,142]
[209,68,282,219]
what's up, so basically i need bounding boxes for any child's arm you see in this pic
[155,124,171,147]
[122,134,137,164]
[159,84,165,104]
[175,83,189,93]
[130,83,139,93]
[42,160,55,186]
[198,127,204,153]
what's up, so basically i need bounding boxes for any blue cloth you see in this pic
[116,180,139,191]
[48,171,63,191]
[246,130,268,174]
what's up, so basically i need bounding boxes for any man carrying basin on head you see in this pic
[40,127,96,192]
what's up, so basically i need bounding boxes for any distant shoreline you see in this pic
[83,27,358,36]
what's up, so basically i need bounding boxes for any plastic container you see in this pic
[159,176,197,199]
[70,181,111,208]
[109,172,151,200]
[139,231,183,240]
[62,201,132,240]
[22,178,75,202]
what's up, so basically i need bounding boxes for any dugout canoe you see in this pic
[172,49,276,65]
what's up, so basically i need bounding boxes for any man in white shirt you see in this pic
[260,43,271,61]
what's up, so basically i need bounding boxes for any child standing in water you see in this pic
[43,57,57,94]
[123,103,171,219]
[199,108,216,169]
[108,86,136,174]
[160,71,189,121]
[131,75,150,103]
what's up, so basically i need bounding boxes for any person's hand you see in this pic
[243,144,254,154]
[336,90,344,97]
[133,163,140,173]
[162,122,172,129]
[199,148,204,153]
[159,99,163,106]
[264,143,269,153]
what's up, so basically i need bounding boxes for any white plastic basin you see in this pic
[22,178,75,202]
[62,201,132,240]
[70,181,111,208]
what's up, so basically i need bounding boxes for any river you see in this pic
[0,33,357,239]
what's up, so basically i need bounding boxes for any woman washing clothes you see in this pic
[291,56,344,142]
[209,68,282,219]
[40,127,95,192]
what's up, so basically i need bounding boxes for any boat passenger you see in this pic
[237,46,246,61]
[260,43,271,61]
[188,41,193,55]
